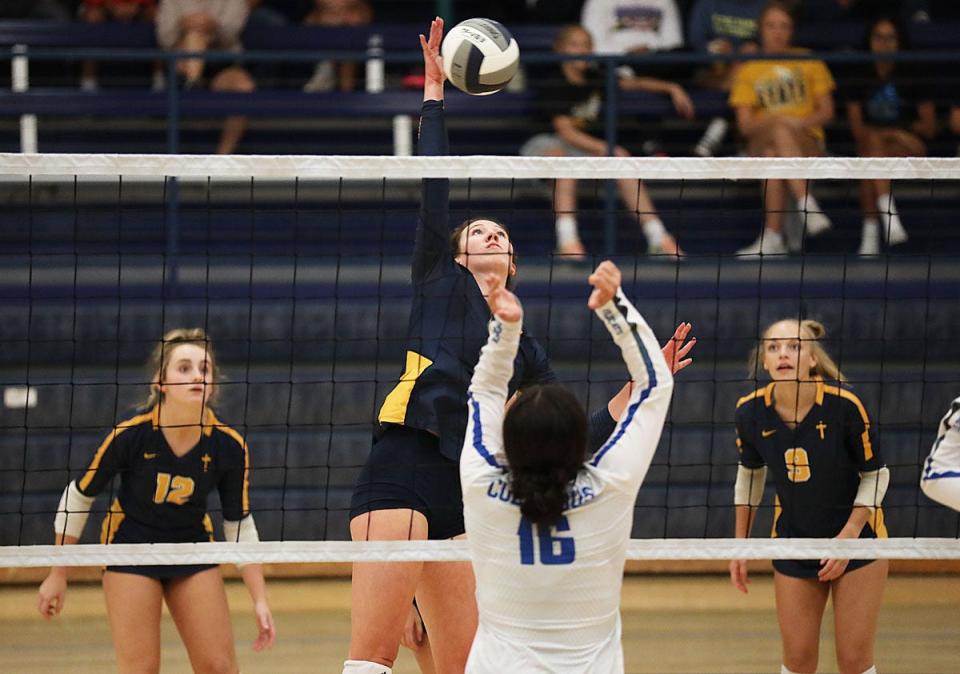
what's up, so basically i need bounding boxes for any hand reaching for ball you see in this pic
[484,274,523,323]
[420,17,446,97]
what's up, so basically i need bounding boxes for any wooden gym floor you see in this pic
[1,574,958,673]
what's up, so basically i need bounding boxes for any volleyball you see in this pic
[441,18,520,95]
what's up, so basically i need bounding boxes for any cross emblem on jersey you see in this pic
[816,421,827,440]
[201,453,212,472]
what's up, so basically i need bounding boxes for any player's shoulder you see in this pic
[819,382,871,419]
[205,409,248,452]
[736,383,772,413]
[114,406,158,433]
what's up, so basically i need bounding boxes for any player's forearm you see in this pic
[733,504,754,538]
[839,506,871,538]
[471,317,522,396]
[240,564,269,605]
[595,290,673,394]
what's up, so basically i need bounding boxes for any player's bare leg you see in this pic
[774,571,830,674]
[348,509,428,668]
[831,560,887,674]
[165,566,240,674]
[102,571,164,674]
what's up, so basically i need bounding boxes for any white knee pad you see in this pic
[342,660,392,674]
[859,667,877,674]
[780,666,803,674]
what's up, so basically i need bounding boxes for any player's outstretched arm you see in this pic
[462,275,523,474]
[588,262,673,487]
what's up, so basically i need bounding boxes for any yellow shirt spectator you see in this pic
[729,49,835,141]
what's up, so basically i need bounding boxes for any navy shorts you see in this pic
[350,425,465,540]
[773,558,877,579]
[105,517,217,580]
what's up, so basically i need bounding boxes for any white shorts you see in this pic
[465,622,624,674]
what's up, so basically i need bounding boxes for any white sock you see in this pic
[859,666,878,674]
[877,193,907,244]
[641,217,666,248]
[555,214,580,247]
[343,660,392,674]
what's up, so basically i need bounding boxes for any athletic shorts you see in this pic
[350,425,465,540]
[773,557,876,579]
[105,517,217,580]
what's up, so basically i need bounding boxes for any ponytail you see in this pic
[503,385,587,528]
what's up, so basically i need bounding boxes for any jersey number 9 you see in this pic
[518,516,576,565]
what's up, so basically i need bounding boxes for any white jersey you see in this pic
[921,396,960,511]
[461,290,673,674]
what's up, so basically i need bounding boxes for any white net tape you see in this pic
[4,539,959,567]
[1,153,959,180]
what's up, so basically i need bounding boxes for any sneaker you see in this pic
[802,210,832,237]
[736,230,787,258]
[881,212,908,246]
[648,234,685,259]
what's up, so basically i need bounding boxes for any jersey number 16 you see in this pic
[518,516,576,565]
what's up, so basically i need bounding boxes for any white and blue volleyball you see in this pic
[441,18,520,95]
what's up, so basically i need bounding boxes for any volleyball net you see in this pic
[2,153,959,567]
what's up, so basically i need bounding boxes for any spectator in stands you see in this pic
[0,0,70,20]
[520,24,691,259]
[155,0,256,154]
[687,0,767,156]
[79,1,162,92]
[845,16,935,255]
[729,0,835,257]
[581,0,684,54]
[302,0,373,93]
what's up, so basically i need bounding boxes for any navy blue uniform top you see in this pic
[76,405,250,543]
[377,100,559,462]
[735,380,887,539]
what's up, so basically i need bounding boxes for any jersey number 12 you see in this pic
[518,516,576,565]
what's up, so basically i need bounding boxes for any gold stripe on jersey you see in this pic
[202,513,215,542]
[207,410,251,515]
[78,410,155,493]
[771,495,781,538]
[378,350,434,425]
[736,382,774,409]
[100,498,125,544]
[822,385,874,460]
[870,506,888,538]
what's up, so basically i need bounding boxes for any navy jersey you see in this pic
[735,381,887,539]
[377,100,557,461]
[76,405,250,544]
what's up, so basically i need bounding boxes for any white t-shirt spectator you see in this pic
[581,0,684,54]
[156,0,250,50]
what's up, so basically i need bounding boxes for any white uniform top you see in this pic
[461,290,674,674]
[921,396,960,511]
